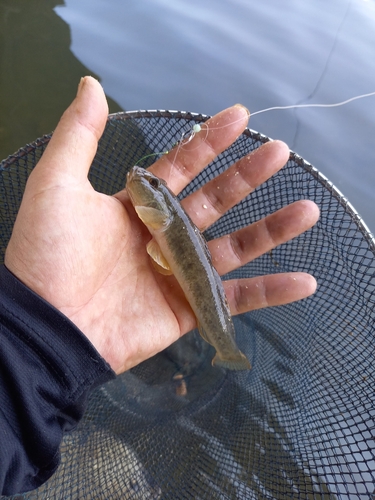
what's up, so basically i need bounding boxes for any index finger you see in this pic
[149,104,250,194]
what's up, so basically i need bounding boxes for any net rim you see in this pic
[1,108,374,252]
[109,109,375,252]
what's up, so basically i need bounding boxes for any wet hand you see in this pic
[5,77,319,374]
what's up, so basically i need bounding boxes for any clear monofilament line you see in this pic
[135,90,375,172]
[251,91,375,116]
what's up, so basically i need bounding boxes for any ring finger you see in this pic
[208,200,320,275]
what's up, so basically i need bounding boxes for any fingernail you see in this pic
[234,103,250,117]
[77,77,86,96]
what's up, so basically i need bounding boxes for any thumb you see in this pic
[31,76,108,188]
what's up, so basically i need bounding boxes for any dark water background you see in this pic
[1,0,375,233]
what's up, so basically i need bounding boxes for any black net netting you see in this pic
[1,110,375,500]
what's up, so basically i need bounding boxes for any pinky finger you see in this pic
[224,272,317,316]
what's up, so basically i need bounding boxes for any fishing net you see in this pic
[1,110,375,500]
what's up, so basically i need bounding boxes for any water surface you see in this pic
[1,0,374,232]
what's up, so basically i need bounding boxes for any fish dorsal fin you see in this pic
[134,206,169,230]
[147,239,173,275]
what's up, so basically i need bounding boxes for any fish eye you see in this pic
[148,177,160,189]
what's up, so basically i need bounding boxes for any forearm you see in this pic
[0,265,115,495]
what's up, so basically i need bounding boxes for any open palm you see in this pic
[5,77,319,374]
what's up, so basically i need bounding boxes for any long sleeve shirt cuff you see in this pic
[0,265,116,495]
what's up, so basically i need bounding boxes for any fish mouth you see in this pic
[127,165,145,184]
[126,166,155,207]
[126,166,147,191]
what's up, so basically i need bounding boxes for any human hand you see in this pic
[4,77,319,374]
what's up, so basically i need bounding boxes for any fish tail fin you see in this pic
[212,351,251,371]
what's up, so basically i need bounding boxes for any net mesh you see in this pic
[1,110,375,500]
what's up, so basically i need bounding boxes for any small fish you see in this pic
[126,166,251,370]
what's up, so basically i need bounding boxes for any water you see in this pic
[1,0,374,231]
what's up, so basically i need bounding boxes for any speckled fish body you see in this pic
[126,166,251,370]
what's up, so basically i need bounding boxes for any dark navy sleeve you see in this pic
[0,265,116,496]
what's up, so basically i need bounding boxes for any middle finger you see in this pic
[182,140,290,231]
[208,200,320,276]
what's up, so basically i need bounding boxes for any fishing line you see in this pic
[172,89,375,148]
[135,89,375,187]
[136,124,205,165]
[164,123,211,188]
[250,90,375,116]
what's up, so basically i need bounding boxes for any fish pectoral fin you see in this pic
[147,239,173,275]
[134,206,169,230]
[150,259,173,276]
